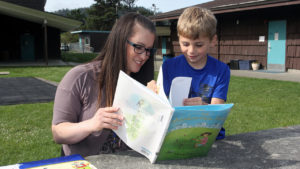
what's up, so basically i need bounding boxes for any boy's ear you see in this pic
[210,35,217,47]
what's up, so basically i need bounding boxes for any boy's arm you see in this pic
[183,97,208,106]
[211,98,225,104]
[183,97,225,105]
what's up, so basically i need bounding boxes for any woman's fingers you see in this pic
[102,116,123,126]
[101,107,123,121]
[91,107,124,131]
[147,80,158,93]
[101,122,119,130]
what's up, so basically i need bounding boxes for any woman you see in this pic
[52,13,156,157]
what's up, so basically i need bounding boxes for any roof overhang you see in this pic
[151,0,300,22]
[211,0,300,14]
[71,30,111,34]
[0,1,82,31]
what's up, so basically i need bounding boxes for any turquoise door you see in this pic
[162,37,167,55]
[267,20,286,72]
[21,34,35,61]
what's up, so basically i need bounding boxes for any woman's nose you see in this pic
[140,52,149,60]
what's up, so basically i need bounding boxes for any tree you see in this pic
[54,8,87,44]
[134,6,154,16]
[54,8,87,22]
[85,0,120,30]
[54,0,154,31]
[61,32,79,44]
[85,0,154,31]
[121,0,137,9]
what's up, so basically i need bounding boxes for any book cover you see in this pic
[156,104,233,161]
[113,71,233,163]
[19,154,97,169]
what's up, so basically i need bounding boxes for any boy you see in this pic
[162,7,230,140]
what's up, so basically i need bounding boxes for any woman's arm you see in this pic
[52,107,123,145]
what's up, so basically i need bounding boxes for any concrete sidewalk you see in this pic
[155,56,300,83]
[230,70,300,83]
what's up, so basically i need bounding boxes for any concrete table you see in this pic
[86,125,300,169]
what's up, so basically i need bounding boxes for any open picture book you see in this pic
[0,154,97,169]
[112,69,234,163]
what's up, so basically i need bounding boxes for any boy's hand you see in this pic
[183,97,208,106]
[147,80,159,94]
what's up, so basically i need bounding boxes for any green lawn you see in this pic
[0,66,72,82]
[225,76,300,135]
[1,67,300,166]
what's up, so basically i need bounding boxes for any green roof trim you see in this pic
[71,30,111,34]
[0,1,82,31]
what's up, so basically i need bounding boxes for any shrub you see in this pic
[61,52,98,63]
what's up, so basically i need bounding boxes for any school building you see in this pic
[151,0,300,72]
[0,0,81,65]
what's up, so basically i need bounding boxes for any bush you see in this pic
[61,52,98,63]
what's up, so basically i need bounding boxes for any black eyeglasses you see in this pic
[127,40,156,57]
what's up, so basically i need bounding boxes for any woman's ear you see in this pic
[210,35,217,47]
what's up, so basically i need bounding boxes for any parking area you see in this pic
[0,77,57,105]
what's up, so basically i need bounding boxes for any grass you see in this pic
[1,67,300,166]
[0,66,72,82]
[61,52,98,63]
[225,76,300,135]
[0,103,60,165]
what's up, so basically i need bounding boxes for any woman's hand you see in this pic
[147,80,159,94]
[183,97,208,106]
[52,106,123,145]
[89,107,123,132]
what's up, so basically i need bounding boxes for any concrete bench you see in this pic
[86,125,300,169]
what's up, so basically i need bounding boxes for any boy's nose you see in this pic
[188,46,196,54]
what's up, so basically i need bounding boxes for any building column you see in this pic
[43,19,48,66]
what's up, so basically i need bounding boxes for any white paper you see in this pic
[259,36,265,42]
[274,32,279,40]
[113,71,174,163]
[156,66,169,104]
[169,77,192,107]
[0,164,20,169]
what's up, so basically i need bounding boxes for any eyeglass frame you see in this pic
[126,40,156,57]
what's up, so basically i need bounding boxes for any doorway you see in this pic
[267,20,286,72]
[20,34,35,61]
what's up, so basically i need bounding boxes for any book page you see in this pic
[156,66,169,104]
[113,71,174,163]
[169,77,192,107]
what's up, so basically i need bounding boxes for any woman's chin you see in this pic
[127,68,140,74]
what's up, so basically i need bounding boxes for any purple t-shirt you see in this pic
[52,61,111,157]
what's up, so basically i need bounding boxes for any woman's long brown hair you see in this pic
[93,13,156,107]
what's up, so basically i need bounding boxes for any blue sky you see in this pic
[45,0,211,13]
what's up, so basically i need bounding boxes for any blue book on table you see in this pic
[19,154,96,169]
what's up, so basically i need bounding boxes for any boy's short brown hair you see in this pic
[177,7,217,40]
